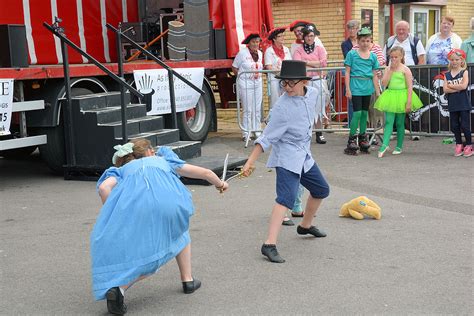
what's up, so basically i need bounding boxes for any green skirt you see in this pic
[374,89,423,113]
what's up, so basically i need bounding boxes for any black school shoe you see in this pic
[182,279,201,294]
[297,225,327,237]
[261,244,285,263]
[105,287,127,315]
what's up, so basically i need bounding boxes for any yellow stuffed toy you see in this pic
[339,196,381,220]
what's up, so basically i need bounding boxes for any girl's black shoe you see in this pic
[182,279,201,294]
[105,287,127,315]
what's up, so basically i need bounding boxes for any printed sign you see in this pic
[133,68,204,115]
[0,79,14,136]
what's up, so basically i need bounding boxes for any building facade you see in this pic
[271,0,474,62]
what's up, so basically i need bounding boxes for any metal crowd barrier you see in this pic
[235,63,474,147]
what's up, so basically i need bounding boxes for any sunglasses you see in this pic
[279,80,302,88]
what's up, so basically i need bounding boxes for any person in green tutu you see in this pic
[375,46,423,158]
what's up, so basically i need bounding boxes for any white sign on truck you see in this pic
[0,79,14,136]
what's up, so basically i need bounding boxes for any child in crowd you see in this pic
[374,46,423,157]
[443,48,472,157]
[344,27,381,155]
[242,60,330,264]
[91,139,228,314]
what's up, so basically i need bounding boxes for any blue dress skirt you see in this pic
[90,147,194,300]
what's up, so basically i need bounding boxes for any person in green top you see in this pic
[344,27,381,155]
[460,17,474,64]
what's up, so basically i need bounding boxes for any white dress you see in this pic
[264,45,292,107]
[232,47,264,137]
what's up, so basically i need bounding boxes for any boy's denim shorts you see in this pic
[275,164,330,209]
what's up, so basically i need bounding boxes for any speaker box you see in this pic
[209,21,215,60]
[0,24,29,68]
[214,29,227,59]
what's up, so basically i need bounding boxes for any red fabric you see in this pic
[0,0,24,24]
[272,43,285,60]
[209,0,224,29]
[222,0,274,58]
[0,0,139,65]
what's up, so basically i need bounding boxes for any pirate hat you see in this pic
[275,60,311,80]
[267,27,286,41]
[289,20,311,31]
[302,23,320,36]
[241,33,261,45]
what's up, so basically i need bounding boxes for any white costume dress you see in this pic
[264,45,292,107]
[233,47,264,137]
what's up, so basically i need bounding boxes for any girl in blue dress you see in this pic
[90,138,228,314]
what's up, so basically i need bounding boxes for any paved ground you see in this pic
[1,128,473,315]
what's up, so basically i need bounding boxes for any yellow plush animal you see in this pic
[339,196,381,220]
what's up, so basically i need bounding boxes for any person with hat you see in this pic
[264,27,292,108]
[293,23,329,145]
[344,27,381,155]
[289,20,323,57]
[232,33,264,140]
[241,60,330,263]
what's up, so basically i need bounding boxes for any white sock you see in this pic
[119,287,125,296]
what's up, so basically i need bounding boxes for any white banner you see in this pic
[0,79,14,136]
[133,68,204,115]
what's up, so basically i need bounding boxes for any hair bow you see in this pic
[112,143,134,164]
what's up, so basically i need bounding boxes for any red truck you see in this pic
[0,0,273,174]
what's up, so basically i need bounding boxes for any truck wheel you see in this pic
[177,79,214,142]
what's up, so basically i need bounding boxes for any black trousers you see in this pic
[450,110,472,145]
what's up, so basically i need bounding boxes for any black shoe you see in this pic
[105,287,127,315]
[182,279,201,294]
[297,225,327,237]
[282,218,295,226]
[316,132,327,144]
[261,244,285,263]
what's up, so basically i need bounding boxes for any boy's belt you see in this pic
[351,76,372,80]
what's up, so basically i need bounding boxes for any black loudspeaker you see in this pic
[214,29,227,59]
[0,24,29,68]
[209,21,215,60]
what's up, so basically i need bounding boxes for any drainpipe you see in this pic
[345,0,352,38]
[390,4,395,35]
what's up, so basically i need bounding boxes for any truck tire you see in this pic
[177,78,214,142]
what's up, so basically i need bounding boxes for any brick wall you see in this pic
[271,0,347,61]
[443,1,474,41]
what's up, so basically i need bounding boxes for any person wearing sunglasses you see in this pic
[242,60,330,263]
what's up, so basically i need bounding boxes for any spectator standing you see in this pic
[383,20,426,66]
[341,20,361,126]
[460,17,474,63]
[232,33,264,140]
[289,20,323,57]
[341,20,360,58]
[426,16,462,65]
[265,27,292,108]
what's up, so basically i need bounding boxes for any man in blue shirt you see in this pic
[242,60,330,263]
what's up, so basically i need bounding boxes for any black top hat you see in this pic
[267,27,286,41]
[241,33,261,45]
[302,23,321,36]
[275,60,312,80]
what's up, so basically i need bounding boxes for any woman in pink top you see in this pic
[293,23,329,143]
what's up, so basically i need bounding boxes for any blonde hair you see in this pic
[388,46,405,64]
[443,16,455,25]
[114,138,152,167]
[448,53,467,71]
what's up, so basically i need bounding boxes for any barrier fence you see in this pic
[235,63,473,147]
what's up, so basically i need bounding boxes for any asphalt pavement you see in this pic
[1,130,473,315]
